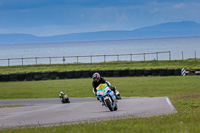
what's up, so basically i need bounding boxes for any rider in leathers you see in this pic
[92,72,116,96]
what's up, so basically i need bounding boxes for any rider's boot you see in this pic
[102,102,105,106]
[97,97,100,101]
[99,99,105,106]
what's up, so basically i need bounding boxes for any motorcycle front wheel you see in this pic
[114,103,118,111]
[105,99,114,111]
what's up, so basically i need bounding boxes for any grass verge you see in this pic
[0,59,200,74]
[0,105,26,108]
[0,76,199,99]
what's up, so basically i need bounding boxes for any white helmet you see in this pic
[60,91,64,94]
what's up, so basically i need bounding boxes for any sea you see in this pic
[0,36,199,66]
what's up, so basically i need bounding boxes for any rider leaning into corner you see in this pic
[59,91,65,102]
[92,72,116,97]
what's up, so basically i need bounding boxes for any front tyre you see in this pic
[114,103,118,111]
[105,99,114,111]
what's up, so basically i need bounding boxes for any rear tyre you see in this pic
[105,99,114,111]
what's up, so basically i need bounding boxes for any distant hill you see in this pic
[1,21,200,44]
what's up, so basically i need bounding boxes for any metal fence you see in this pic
[0,51,171,66]
[181,50,198,60]
[0,50,199,66]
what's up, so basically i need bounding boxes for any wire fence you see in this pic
[0,51,172,66]
[0,50,199,67]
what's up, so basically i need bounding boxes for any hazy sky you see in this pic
[0,0,200,36]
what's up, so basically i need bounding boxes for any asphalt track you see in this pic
[0,97,177,129]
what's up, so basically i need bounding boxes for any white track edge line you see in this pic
[166,97,177,113]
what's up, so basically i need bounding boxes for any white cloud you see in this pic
[0,28,9,33]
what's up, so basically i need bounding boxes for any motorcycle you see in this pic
[96,83,118,111]
[61,94,70,103]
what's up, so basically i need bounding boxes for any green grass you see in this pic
[0,105,26,108]
[0,76,199,99]
[1,59,200,133]
[0,76,200,132]
[0,59,200,74]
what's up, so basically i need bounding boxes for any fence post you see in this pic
[21,58,24,66]
[182,51,184,60]
[63,57,66,64]
[90,56,92,63]
[8,59,10,66]
[49,57,51,65]
[156,52,158,61]
[194,50,197,60]
[130,54,132,61]
[35,57,37,65]
[169,51,171,61]
[117,55,119,61]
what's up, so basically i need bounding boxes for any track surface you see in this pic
[0,97,177,129]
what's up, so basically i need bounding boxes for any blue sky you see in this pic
[0,0,200,36]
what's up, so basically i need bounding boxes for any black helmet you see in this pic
[92,72,100,81]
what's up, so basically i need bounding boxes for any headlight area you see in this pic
[97,95,103,98]
[107,89,111,93]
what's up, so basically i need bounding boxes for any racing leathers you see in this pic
[59,93,65,102]
[92,77,116,96]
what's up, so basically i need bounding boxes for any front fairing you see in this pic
[97,84,112,98]
[63,94,68,100]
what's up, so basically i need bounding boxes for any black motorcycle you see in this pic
[61,94,70,103]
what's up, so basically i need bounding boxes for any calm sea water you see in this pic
[0,37,199,66]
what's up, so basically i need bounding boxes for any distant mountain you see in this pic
[1,21,200,44]
[0,34,39,44]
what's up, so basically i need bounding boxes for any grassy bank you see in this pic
[0,59,200,74]
[0,76,200,132]
[0,105,26,108]
[0,76,199,99]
